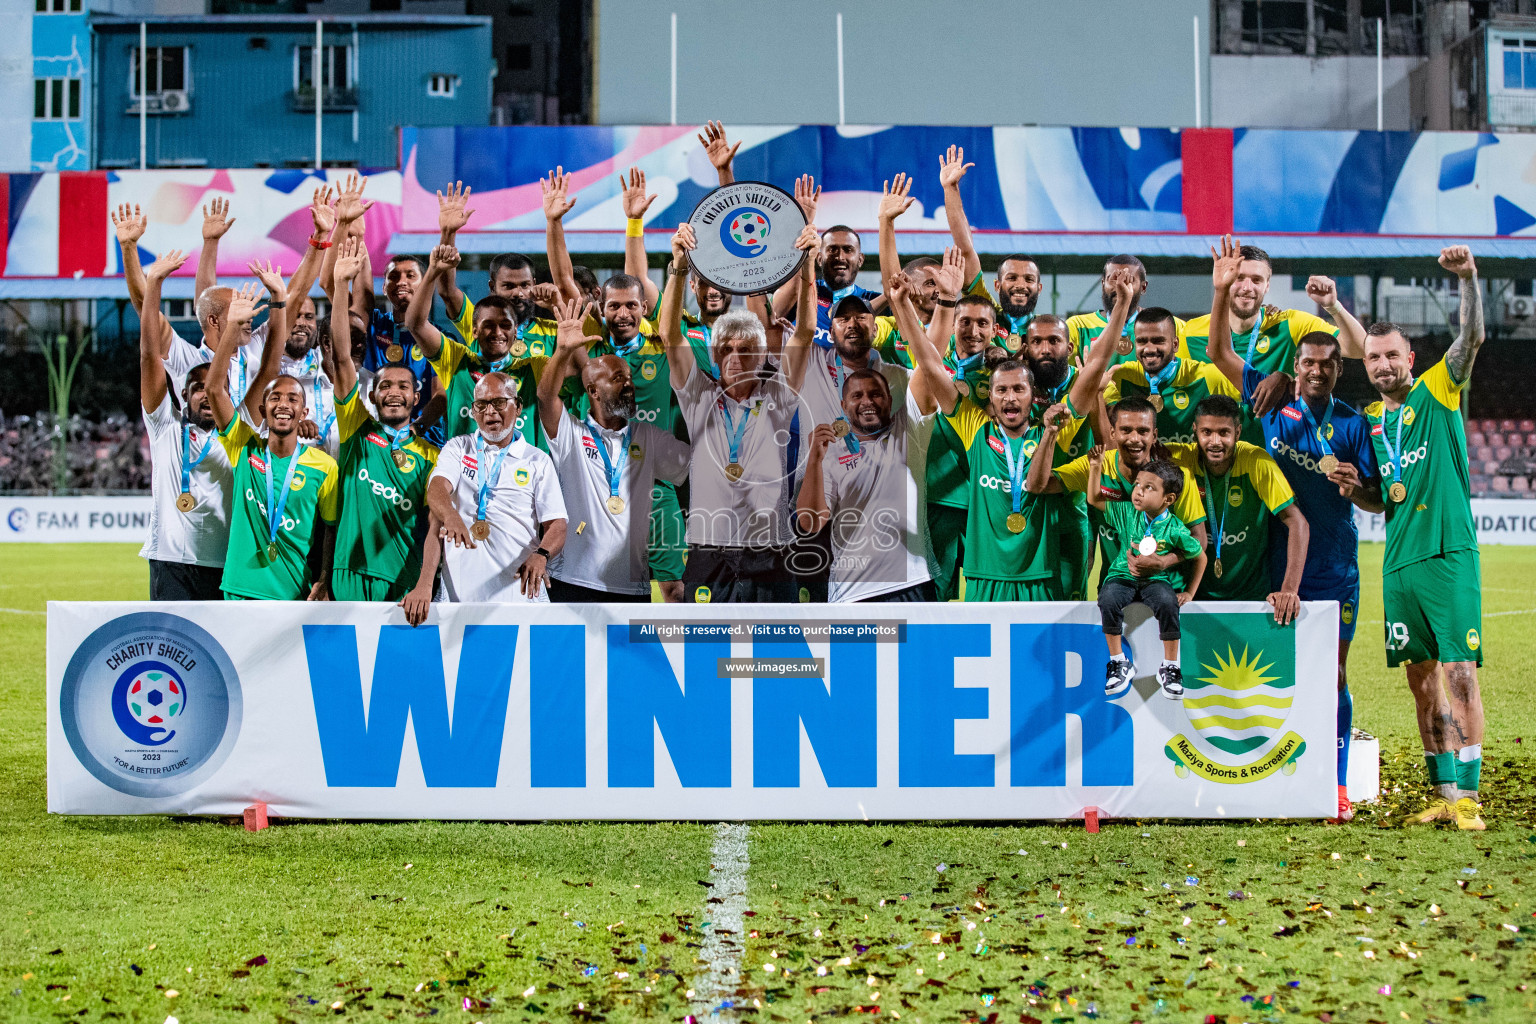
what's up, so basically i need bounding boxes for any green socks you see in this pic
[1424,750,1457,787]
[1456,744,1482,793]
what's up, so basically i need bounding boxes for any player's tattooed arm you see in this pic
[1440,246,1483,383]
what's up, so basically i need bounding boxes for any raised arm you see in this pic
[662,224,698,391]
[1303,275,1366,359]
[207,283,265,431]
[938,144,982,286]
[196,197,234,306]
[329,237,367,400]
[139,249,188,413]
[539,296,602,438]
[435,180,475,321]
[877,173,915,297]
[245,260,289,421]
[909,255,963,415]
[322,173,373,298]
[795,423,837,534]
[620,167,660,311]
[406,244,456,361]
[1083,445,1107,510]
[282,184,333,325]
[781,226,821,393]
[697,120,741,186]
[112,203,151,312]
[924,246,962,364]
[1204,234,1248,389]
[542,167,580,303]
[770,175,820,318]
[1069,267,1136,413]
[1439,246,1484,381]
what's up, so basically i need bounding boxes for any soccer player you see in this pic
[1206,238,1384,821]
[1102,306,1242,446]
[1067,256,1179,369]
[1362,246,1488,830]
[137,249,232,601]
[427,372,567,603]
[537,296,690,602]
[409,245,535,443]
[1030,395,1209,578]
[1181,241,1366,372]
[771,223,882,349]
[207,280,339,601]
[930,267,1130,601]
[661,221,819,603]
[323,237,439,603]
[796,273,949,602]
[1166,396,1308,625]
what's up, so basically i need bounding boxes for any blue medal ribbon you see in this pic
[952,351,983,379]
[264,446,304,557]
[719,395,753,468]
[474,432,513,523]
[1000,429,1029,517]
[311,377,335,446]
[1377,385,1415,496]
[1237,316,1265,369]
[381,423,413,455]
[1142,509,1170,547]
[586,419,633,503]
[1146,356,1179,403]
[1297,395,1336,458]
[611,332,643,358]
[1200,465,1233,566]
[233,347,249,406]
[180,422,214,497]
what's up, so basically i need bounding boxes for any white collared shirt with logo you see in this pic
[163,324,268,407]
[545,409,690,596]
[429,433,567,603]
[820,388,937,602]
[799,345,910,428]
[139,394,234,568]
[675,365,804,549]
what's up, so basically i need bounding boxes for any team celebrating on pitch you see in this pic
[121,127,1490,829]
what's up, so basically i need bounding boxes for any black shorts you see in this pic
[683,545,798,603]
[148,559,225,601]
[547,578,653,603]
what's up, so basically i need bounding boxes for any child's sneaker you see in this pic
[1157,663,1185,700]
[1104,658,1135,696]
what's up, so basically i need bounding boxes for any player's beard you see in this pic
[1029,355,1069,392]
[606,392,638,421]
[999,293,1038,320]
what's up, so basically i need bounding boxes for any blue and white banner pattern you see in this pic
[48,602,1337,820]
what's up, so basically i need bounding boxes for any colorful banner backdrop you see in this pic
[48,601,1336,820]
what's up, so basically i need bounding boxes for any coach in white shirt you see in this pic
[137,250,234,600]
[796,274,947,602]
[660,222,819,603]
[537,298,690,602]
[427,372,567,603]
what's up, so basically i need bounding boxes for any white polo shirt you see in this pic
[163,324,267,406]
[675,365,804,549]
[821,389,937,602]
[799,345,909,428]
[429,432,567,603]
[545,410,690,596]
[138,394,234,569]
[280,348,339,460]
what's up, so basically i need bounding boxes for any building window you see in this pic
[427,73,457,98]
[34,77,81,120]
[294,44,353,91]
[130,46,189,96]
[1503,38,1536,90]
[36,0,83,12]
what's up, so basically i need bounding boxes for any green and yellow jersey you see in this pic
[332,384,439,588]
[1068,310,1186,369]
[1180,308,1337,377]
[1103,357,1243,446]
[1101,502,1203,590]
[925,351,994,509]
[1054,447,1207,577]
[1363,357,1477,575]
[429,336,548,451]
[216,420,339,600]
[945,397,1087,583]
[1166,441,1295,602]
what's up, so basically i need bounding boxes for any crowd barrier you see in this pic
[48,601,1337,820]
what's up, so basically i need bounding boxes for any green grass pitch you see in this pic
[1,543,1533,1023]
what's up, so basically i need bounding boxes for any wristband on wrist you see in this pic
[625,218,644,238]
[534,547,551,560]
[309,237,333,250]
[936,296,959,308]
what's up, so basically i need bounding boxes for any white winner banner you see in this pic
[47,601,1337,820]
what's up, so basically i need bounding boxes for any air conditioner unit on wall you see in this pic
[1506,297,1531,318]
[157,90,189,113]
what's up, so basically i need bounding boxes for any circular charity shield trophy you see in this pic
[686,181,809,295]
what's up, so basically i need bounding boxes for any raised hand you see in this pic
[1439,244,1476,279]
[333,235,366,282]
[939,144,973,189]
[794,223,821,262]
[111,203,147,246]
[1304,275,1338,309]
[202,197,235,241]
[671,222,697,265]
[879,173,916,223]
[226,282,266,325]
[1110,266,1138,312]
[529,282,562,309]
[697,120,742,172]
[429,242,461,273]
[794,174,821,222]
[334,172,374,224]
[934,245,965,300]
[248,259,288,303]
[144,248,188,281]
[1211,233,1243,293]
[620,167,657,221]
[1040,401,1070,434]
[541,166,576,221]
[1087,443,1105,468]
[888,269,911,305]
[554,296,601,351]
[437,180,475,234]
[309,185,335,238]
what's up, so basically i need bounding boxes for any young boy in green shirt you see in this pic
[1088,452,1208,700]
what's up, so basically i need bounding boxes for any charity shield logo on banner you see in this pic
[1164,613,1306,784]
[58,612,242,798]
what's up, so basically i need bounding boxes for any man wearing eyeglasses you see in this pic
[426,373,568,603]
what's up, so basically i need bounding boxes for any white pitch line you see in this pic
[1367,607,1536,626]
[0,607,44,616]
[691,823,748,1022]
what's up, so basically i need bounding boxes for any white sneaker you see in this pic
[1104,658,1135,696]
[1157,663,1185,699]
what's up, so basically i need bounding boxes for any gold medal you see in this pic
[954,379,970,397]
[1006,512,1027,534]
[1317,453,1339,475]
[607,495,626,515]
[976,383,990,401]
[1149,393,1164,412]
[510,340,528,358]
[1116,336,1134,355]
[393,450,409,469]
[1006,333,1021,352]
[725,462,744,481]
[1389,481,1407,503]
[832,419,850,438]
[266,542,280,562]
[1213,557,1223,580]
[385,343,404,363]
[175,492,195,513]
[470,519,491,541]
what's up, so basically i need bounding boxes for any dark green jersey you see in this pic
[333,384,439,586]
[1168,442,1296,601]
[925,351,993,508]
[1102,503,1202,589]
